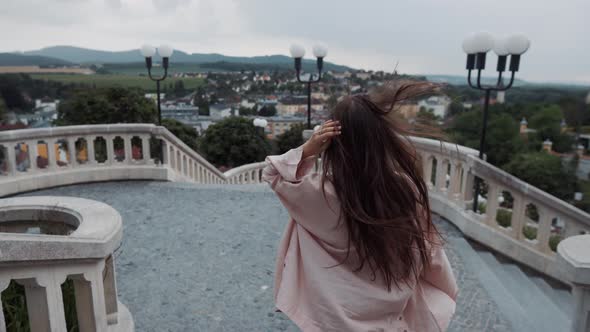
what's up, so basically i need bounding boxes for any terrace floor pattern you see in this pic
[17,181,517,331]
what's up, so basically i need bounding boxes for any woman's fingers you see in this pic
[317,128,341,141]
[319,121,341,135]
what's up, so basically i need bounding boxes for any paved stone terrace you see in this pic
[17,181,512,332]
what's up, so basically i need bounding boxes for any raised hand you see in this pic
[302,120,341,159]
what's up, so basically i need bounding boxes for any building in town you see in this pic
[276,96,324,117]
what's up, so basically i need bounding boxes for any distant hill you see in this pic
[21,45,353,72]
[426,74,590,89]
[0,53,72,66]
[426,74,527,87]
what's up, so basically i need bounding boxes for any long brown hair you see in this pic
[322,80,445,291]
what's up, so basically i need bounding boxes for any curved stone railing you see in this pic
[0,124,229,197]
[224,161,267,184]
[414,136,590,284]
[0,196,133,331]
[2,125,589,284]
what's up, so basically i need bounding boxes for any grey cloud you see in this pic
[0,0,588,82]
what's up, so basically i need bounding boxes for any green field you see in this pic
[30,73,205,91]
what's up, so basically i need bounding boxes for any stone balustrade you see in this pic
[224,162,267,184]
[0,124,228,197]
[414,136,590,284]
[0,196,133,332]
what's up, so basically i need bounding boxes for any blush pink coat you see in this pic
[262,146,458,332]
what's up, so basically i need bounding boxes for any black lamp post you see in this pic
[289,44,328,129]
[141,44,173,125]
[462,33,530,212]
[253,118,268,137]
[141,44,173,164]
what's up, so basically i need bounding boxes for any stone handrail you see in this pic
[0,124,254,197]
[415,137,590,284]
[224,161,267,184]
[0,196,133,331]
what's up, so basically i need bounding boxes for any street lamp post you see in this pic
[141,44,173,164]
[289,44,328,129]
[141,44,174,126]
[462,33,530,212]
[253,118,268,136]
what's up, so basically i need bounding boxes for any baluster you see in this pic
[423,155,433,188]
[6,143,17,175]
[485,183,500,226]
[86,136,97,165]
[179,154,185,175]
[67,137,78,168]
[103,255,119,324]
[536,206,553,254]
[435,158,446,192]
[123,135,132,164]
[18,275,68,332]
[510,192,527,240]
[141,135,152,164]
[46,138,57,170]
[161,140,169,166]
[168,146,175,169]
[70,268,108,331]
[27,140,39,173]
[106,135,115,165]
[461,168,474,206]
[448,163,461,200]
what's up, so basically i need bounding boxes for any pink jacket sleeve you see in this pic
[261,146,321,222]
[420,242,458,331]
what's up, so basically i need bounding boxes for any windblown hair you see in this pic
[322,80,446,291]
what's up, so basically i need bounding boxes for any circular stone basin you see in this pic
[0,208,79,236]
[0,196,122,262]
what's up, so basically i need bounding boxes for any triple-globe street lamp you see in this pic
[462,32,530,212]
[140,44,174,164]
[289,44,328,129]
[140,44,174,126]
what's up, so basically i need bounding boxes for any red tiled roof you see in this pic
[0,123,28,131]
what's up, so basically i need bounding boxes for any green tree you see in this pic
[527,104,575,153]
[447,100,465,118]
[449,110,523,166]
[239,106,257,116]
[162,118,199,152]
[199,117,271,167]
[173,80,186,98]
[502,152,576,200]
[55,87,156,126]
[486,114,524,166]
[276,123,305,154]
[0,75,31,111]
[258,105,277,117]
[193,87,209,116]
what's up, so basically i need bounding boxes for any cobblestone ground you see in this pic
[19,181,511,332]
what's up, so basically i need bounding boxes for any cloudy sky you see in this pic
[1,0,589,83]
